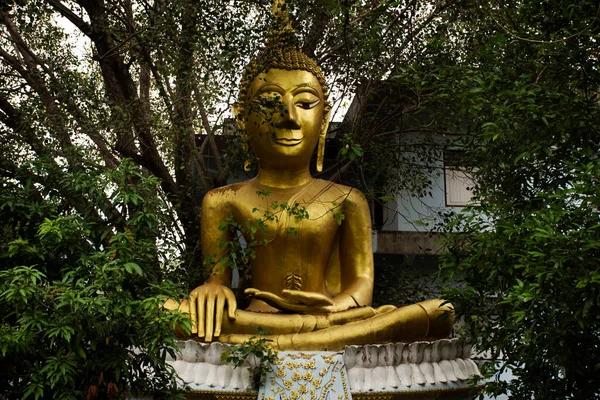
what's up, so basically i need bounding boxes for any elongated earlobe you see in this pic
[316,135,326,172]
[316,105,331,172]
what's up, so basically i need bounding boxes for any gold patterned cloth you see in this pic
[259,352,351,400]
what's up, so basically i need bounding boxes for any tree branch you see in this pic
[193,88,224,176]
[49,0,94,38]
[79,0,178,197]
[0,93,122,229]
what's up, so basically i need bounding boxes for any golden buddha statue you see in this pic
[165,0,453,351]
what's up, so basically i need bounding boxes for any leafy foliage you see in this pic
[208,190,316,292]
[221,328,279,389]
[434,0,600,398]
[0,160,189,399]
[0,0,474,281]
[3,0,598,398]
[443,158,600,399]
[3,2,460,395]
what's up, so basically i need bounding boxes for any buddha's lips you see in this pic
[272,131,304,146]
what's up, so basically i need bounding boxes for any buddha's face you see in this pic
[241,68,327,169]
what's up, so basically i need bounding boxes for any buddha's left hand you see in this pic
[245,288,337,314]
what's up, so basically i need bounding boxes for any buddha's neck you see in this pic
[255,167,313,189]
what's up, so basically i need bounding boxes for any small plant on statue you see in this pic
[221,327,278,389]
[208,190,316,292]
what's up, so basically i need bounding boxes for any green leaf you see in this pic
[124,262,143,276]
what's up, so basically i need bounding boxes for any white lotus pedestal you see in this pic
[167,339,481,400]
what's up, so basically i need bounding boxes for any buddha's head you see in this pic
[233,1,331,172]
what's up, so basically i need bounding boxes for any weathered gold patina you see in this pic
[164,0,453,351]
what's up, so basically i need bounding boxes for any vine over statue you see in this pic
[165,0,454,351]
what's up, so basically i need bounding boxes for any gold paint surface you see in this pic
[165,1,454,349]
[169,68,454,350]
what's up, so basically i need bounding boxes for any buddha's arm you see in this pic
[189,190,237,341]
[336,188,374,309]
[200,190,234,286]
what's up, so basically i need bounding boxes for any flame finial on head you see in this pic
[268,0,296,47]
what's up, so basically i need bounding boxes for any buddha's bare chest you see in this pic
[231,195,341,244]
[234,197,339,292]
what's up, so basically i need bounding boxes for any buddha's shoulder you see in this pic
[202,181,253,207]
[312,179,368,205]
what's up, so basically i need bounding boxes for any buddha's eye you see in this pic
[253,92,282,107]
[296,99,320,110]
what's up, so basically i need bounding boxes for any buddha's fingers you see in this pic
[214,295,225,337]
[375,304,397,314]
[246,289,289,308]
[226,290,237,321]
[197,293,205,338]
[189,294,198,335]
[205,292,216,342]
[245,289,308,312]
[281,289,334,306]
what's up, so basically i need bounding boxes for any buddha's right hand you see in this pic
[189,282,237,341]
[245,288,336,314]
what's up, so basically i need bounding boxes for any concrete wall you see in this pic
[374,231,443,255]
[380,138,474,235]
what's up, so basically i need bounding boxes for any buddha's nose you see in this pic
[275,96,301,129]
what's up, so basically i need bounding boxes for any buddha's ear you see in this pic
[232,102,246,131]
[321,103,331,138]
[316,103,331,172]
